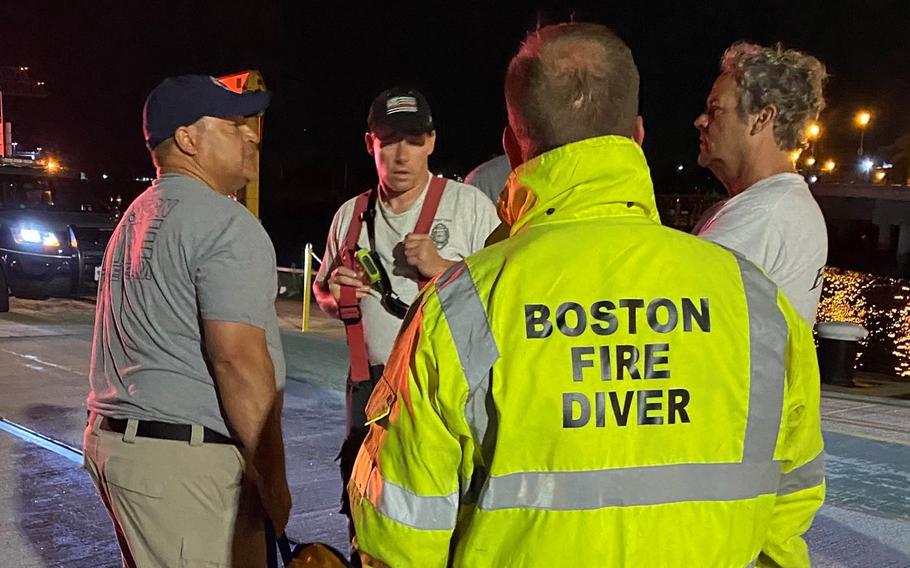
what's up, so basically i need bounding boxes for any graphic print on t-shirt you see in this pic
[108,197,180,282]
[430,222,450,249]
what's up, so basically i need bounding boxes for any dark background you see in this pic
[2,1,908,263]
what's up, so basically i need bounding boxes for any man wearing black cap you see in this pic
[314,87,497,542]
[83,75,289,567]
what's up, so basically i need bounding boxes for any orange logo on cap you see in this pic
[216,72,251,94]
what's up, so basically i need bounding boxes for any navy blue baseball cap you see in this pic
[142,75,271,150]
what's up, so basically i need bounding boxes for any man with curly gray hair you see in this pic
[694,41,828,324]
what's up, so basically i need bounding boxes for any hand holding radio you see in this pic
[328,264,372,303]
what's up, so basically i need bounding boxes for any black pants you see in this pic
[339,364,384,545]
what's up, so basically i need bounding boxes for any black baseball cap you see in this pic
[143,75,271,150]
[367,87,434,138]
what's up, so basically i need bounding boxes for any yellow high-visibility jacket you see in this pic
[349,136,825,568]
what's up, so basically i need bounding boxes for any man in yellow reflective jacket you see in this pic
[349,22,824,568]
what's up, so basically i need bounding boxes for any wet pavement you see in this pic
[0,297,350,567]
[1,297,908,567]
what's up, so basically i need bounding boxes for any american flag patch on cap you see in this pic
[386,96,419,114]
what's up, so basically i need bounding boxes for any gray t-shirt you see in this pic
[316,174,499,365]
[695,172,828,324]
[464,154,512,204]
[87,173,286,437]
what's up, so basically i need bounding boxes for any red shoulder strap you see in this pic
[341,191,371,253]
[339,284,370,382]
[414,177,447,289]
[338,190,372,383]
[414,177,446,235]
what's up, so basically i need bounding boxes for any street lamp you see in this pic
[805,121,822,162]
[822,159,836,173]
[807,122,821,141]
[855,111,871,156]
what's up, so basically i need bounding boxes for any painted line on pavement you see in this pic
[0,417,83,464]
[823,425,910,448]
[0,348,87,376]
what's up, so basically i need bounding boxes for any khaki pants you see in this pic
[83,414,267,567]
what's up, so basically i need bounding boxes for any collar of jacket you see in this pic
[498,135,660,237]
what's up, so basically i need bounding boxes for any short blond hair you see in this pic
[505,22,639,157]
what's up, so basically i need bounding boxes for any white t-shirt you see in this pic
[317,174,499,364]
[695,173,828,324]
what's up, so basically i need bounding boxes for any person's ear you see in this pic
[364,132,375,156]
[173,125,198,156]
[751,105,777,136]
[632,116,645,146]
[425,131,436,156]
[503,125,523,170]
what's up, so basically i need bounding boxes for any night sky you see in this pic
[2,1,908,262]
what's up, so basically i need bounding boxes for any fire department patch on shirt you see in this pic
[430,222,450,249]
[386,96,418,114]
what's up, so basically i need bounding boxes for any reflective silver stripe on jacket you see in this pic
[478,461,782,510]
[377,479,459,531]
[735,255,788,464]
[437,262,500,461]
[778,451,826,496]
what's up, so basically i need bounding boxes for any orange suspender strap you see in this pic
[413,177,447,290]
[339,191,371,383]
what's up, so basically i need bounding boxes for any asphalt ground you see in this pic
[0,297,907,567]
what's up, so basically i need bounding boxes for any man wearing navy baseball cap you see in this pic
[84,75,290,567]
[142,74,271,193]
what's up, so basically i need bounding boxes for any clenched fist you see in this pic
[403,233,454,279]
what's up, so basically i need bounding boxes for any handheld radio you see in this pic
[354,247,383,284]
